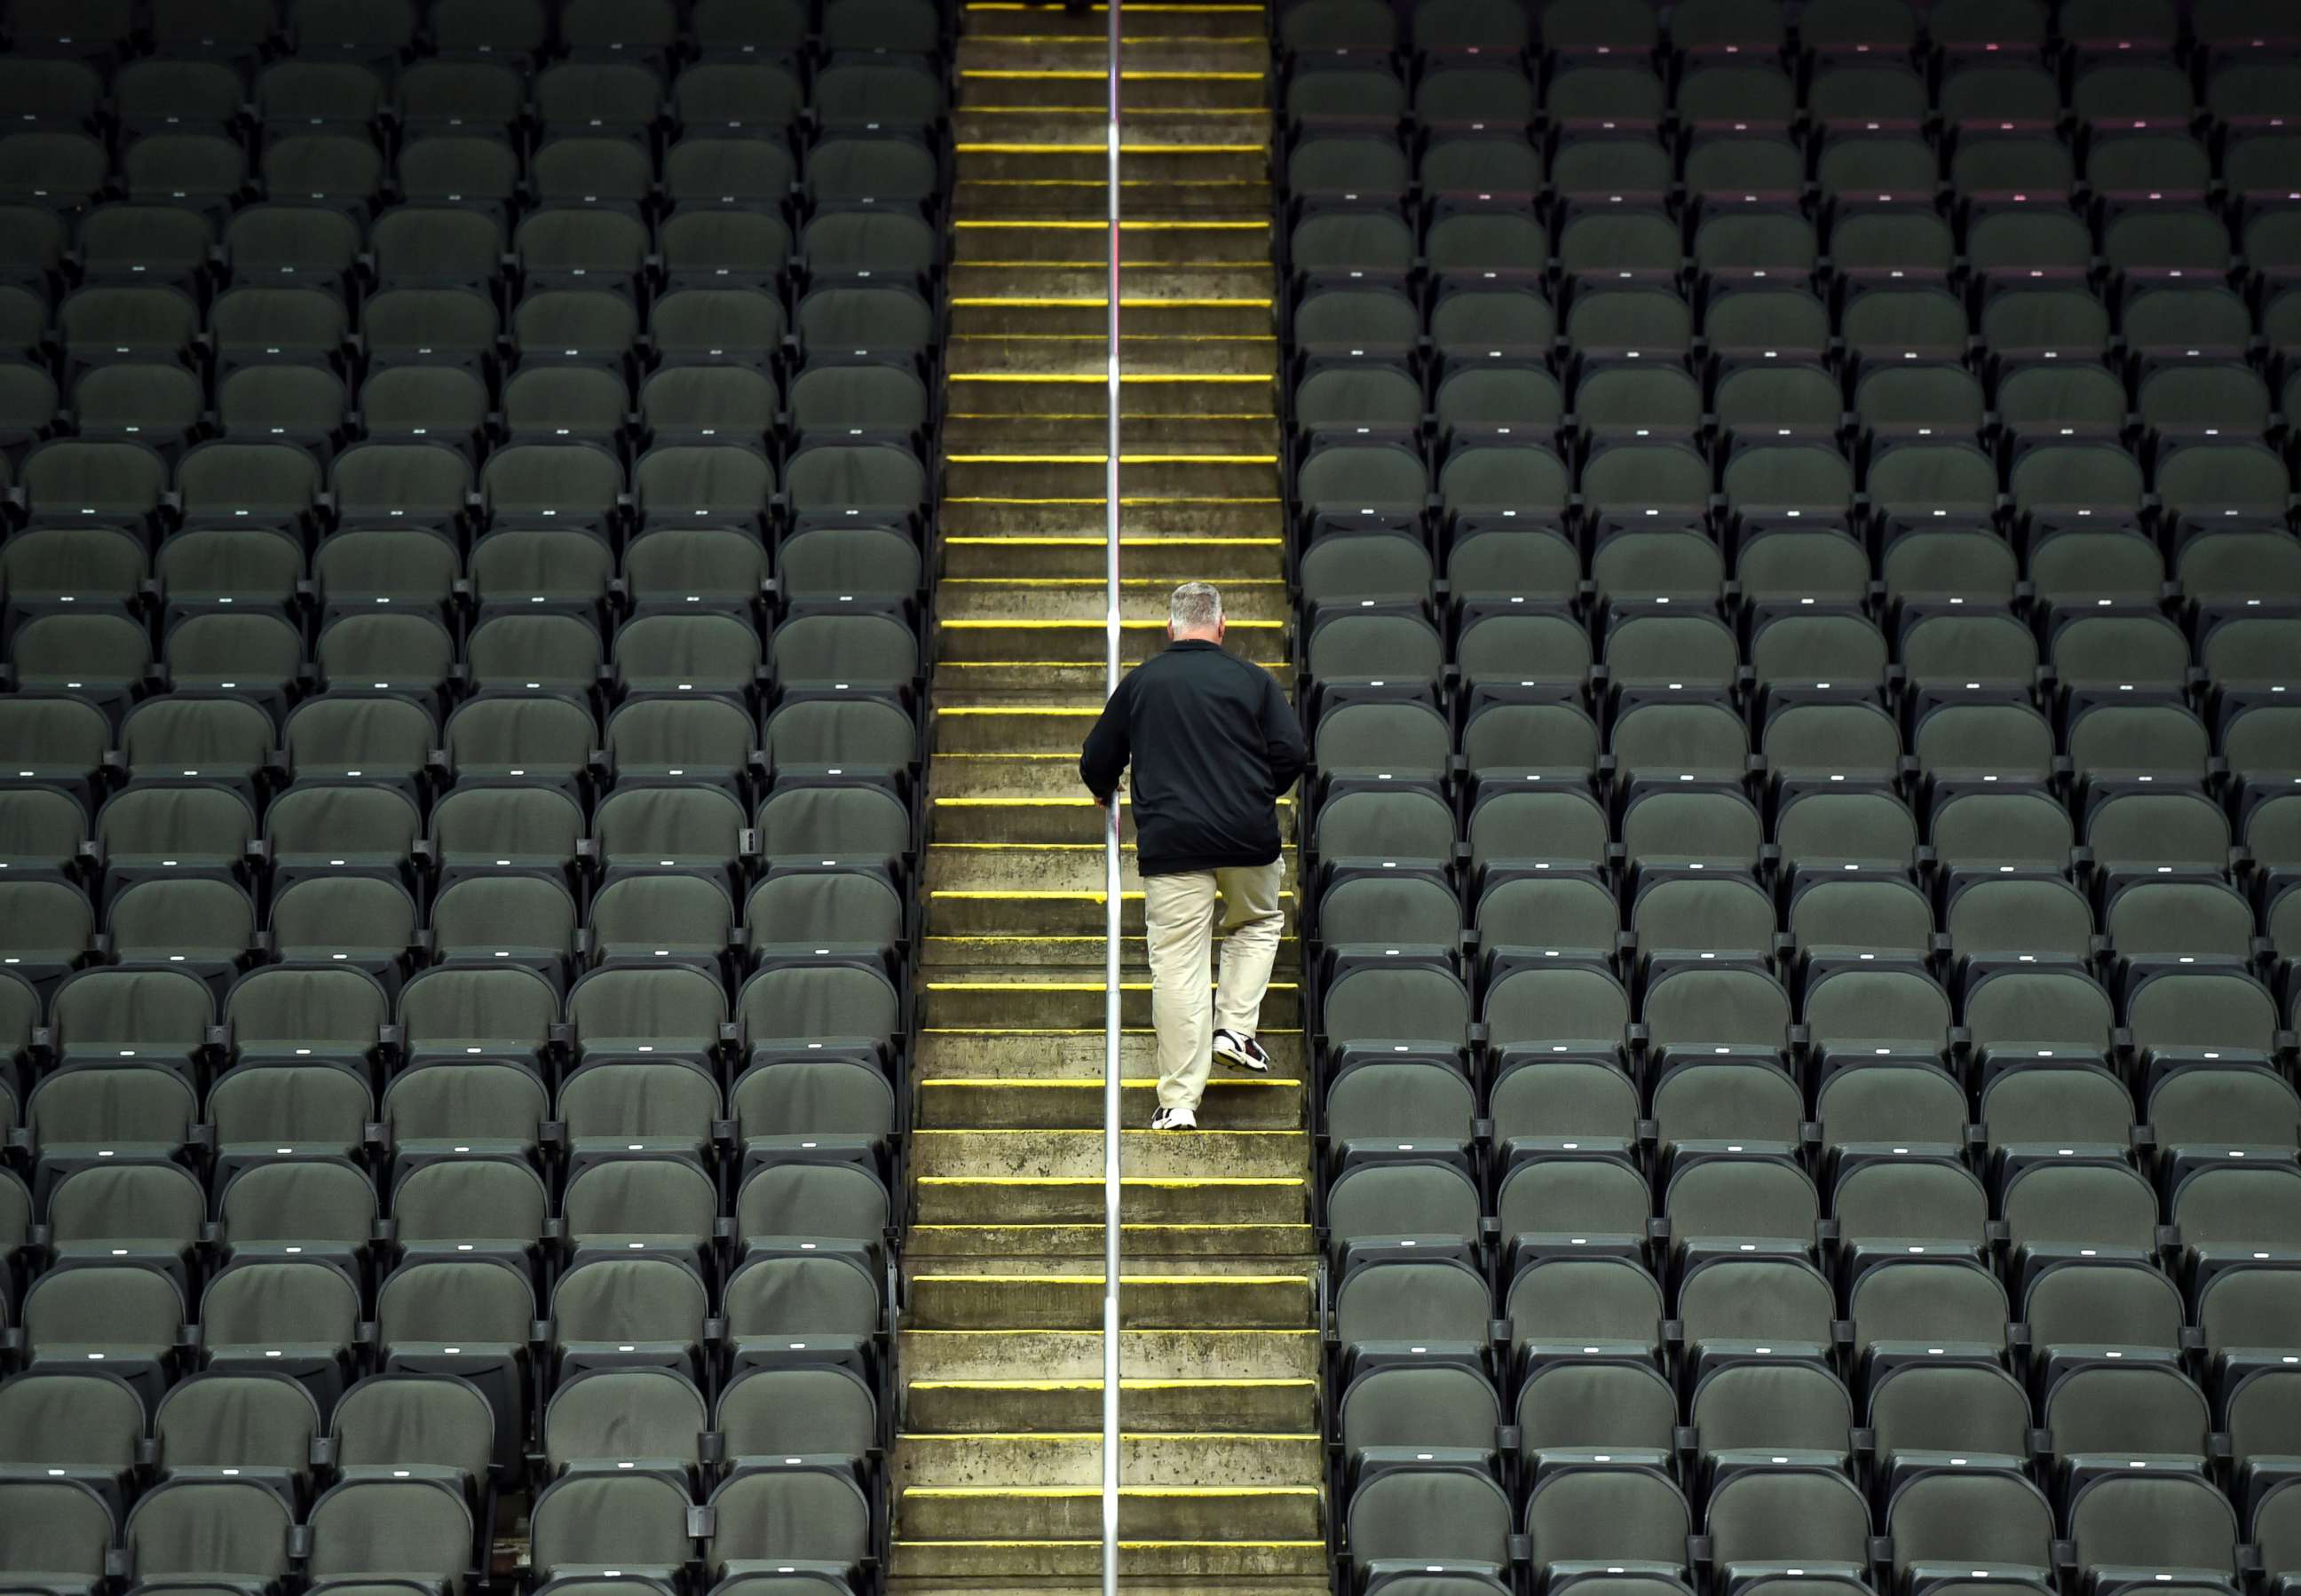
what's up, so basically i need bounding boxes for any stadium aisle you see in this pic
[887,0,1328,1585]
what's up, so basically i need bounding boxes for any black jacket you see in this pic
[1078,639,1309,876]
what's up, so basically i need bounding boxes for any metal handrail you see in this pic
[1100,0,1126,1591]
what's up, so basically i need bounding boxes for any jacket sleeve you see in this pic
[1079,676,1132,801]
[1261,672,1309,796]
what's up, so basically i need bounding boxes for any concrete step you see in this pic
[899,1483,1321,1542]
[892,1430,1323,1489]
[949,262,1273,300]
[959,36,1272,72]
[925,703,1108,753]
[938,533,1282,582]
[943,463,1282,514]
[905,1221,1316,1257]
[953,217,1272,266]
[908,1019,1303,1076]
[906,1379,1324,1434]
[962,2,1269,40]
[935,617,1287,666]
[953,108,1270,151]
[920,931,1299,970]
[957,72,1268,110]
[906,1269,1314,1330]
[921,841,1299,893]
[952,179,1273,218]
[910,1126,1309,1181]
[939,416,1280,454]
[938,497,1282,539]
[944,340,1278,382]
[934,576,1288,623]
[944,376,1277,425]
[890,1589,1327,1596]
[888,1538,1328,1580]
[918,1074,1303,1128]
[946,303,1274,341]
[930,660,1290,696]
[925,698,1167,752]
[914,1027,1307,1077]
[930,795,1143,845]
[928,791,1296,843]
[924,888,1300,936]
[903,1324,1317,1382]
[930,748,1313,799]
[921,976,1303,1030]
[912,1174,1307,1227]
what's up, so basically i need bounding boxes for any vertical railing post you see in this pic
[1100,0,1125,1592]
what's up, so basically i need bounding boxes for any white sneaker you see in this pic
[1213,1028,1271,1073]
[1150,1105,1197,1131]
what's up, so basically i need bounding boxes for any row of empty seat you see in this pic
[6,0,937,63]
[1278,0,2296,59]
[0,3,946,1592]
[1291,6,2301,1593]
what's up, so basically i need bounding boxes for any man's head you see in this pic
[1168,581,1224,644]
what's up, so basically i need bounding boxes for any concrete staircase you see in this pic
[888,4,1324,1590]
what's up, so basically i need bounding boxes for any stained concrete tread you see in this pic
[892,1588,1327,1595]
[891,1,1317,1580]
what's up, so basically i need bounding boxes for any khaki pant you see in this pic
[1141,859,1286,1110]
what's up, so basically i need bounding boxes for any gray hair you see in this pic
[1169,581,1222,632]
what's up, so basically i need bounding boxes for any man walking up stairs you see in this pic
[1079,581,1304,1133]
[886,0,1328,1588]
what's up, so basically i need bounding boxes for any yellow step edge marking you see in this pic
[946,495,1281,505]
[897,1545,1334,1554]
[965,35,1272,43]
[938,540,1288,547]
[920,1030,1316,1044]
[929,658,1284,668]
[921,932,1297,941]
[930,794,1290,804]
[957,181,1279,188]
[907,1486,1318,1499]
[960,107,1268,116]
[967,3,1267,10]
[921,1028,1301,1037]
[913,1124,1302,1132]
[943,574,1288,581]
[920,1076,1297,1088]
[913,1221,1312,1230]
[955,141,1267,152]
[956,264,1273,273]
[932,796,1294,806]
[958,182,1268,191]
[907,1382,1310,1392]
[950,296,1272,305]
[948,335,1275,344]
[961,68,1266,79]
[944,422,1277,429]
[903,1324,1316,1333]
[915,1173,1303,1184]
[956,218,1267,228]
[925,890,1300,901]
[934,615,1283,627]
[926,981,1300,992]
[902,1435,1321,1449]
[948,372,1270,382]
[913,1273,1309,1283]
[946,453,1277,464]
